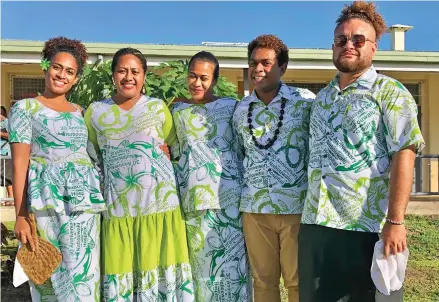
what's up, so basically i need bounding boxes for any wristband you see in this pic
[385,218,405,225]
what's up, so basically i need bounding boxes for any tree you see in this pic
[68,59,239,108]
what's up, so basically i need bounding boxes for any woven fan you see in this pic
[16,215,62,285]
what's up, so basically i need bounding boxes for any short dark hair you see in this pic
[1,106,6,115]
[247,34,289,67]
[111,48,147,73]
[42,37,88,75]
[336,1,387,40]
[188,51,220,81]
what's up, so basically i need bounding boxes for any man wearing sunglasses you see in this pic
[298,1,425,301]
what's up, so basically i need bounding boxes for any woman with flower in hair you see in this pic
[9,36,105,301]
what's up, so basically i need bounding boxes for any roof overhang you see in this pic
[2,39,439,72]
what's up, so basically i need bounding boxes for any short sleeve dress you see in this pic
[85,95,194,301]
[171,98,252,302]
[8,98,105,302]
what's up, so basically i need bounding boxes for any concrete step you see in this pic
[408,196,439,215]
[0,206,16,222]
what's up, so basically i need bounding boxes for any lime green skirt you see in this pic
[101,207,195,301]
[102,207,190,274]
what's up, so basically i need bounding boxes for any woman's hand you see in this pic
[160,144,171,159]
[14,216,35,251]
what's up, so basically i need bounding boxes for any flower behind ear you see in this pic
[40,58,50,71]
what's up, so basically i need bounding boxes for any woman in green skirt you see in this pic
[171,51,253,302]
[85,48,194,301]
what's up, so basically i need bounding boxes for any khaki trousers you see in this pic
[242,213,301,302]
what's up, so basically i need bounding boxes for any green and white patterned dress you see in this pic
[171,98,252,302]
[85,95,194,302]
[8,98,105,302]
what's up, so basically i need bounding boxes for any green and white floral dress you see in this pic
[171,98,252,302]
[8,98,106,302]
[85,95,194,302]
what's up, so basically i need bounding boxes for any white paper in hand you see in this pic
[370,239,409,295]
[13,243,29,287]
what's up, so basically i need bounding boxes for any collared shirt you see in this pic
[171,98,243,213]
[233,82,315,214]
[301,67,425,232]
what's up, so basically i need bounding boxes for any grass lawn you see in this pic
[1,216,438,301]
[279,215,439,302]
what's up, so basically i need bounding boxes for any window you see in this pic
[11,76,45,102]
[403,83,421,105]
[402,83,422,129]
[286,83,327,95]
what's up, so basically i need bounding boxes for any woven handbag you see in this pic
[16,215,62,285]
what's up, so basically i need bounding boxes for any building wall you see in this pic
[1,63,44,110]
[2,63,437,155]
[382,71,438,154]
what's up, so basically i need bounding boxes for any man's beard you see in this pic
[333,55,372,73]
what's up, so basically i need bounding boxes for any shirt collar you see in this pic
[249,81,290,104]
[329,66,378,91]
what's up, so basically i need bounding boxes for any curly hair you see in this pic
[247,34,289,66]
[42,36,88,75]
[336,1,387,40]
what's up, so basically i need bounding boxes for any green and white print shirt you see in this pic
[171,98,243,213]
[85,95,180,218]
[233,82,315,214]
[301,67,425,232]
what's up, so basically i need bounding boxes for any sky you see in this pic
[1,1,439,52]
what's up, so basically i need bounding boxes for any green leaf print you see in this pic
[75,282,92,296]
[189,185,215,208]
[207,124,218,141]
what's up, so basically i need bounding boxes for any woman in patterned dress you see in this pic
[84,48,194,302]
[171,51,253,302]
[10,37,106,301]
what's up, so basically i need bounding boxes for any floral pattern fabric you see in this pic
[232,83,315,214]
[85,95,194,301]
[301,67,425,232]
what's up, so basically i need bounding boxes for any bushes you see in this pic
[68,59,238,108]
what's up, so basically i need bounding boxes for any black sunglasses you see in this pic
[333,34,375,48]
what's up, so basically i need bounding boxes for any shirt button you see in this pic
[265,107,268,110]
[338,92,342,96]
[268,152,272,156]
[322,176,327,179]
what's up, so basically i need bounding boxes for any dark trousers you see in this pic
[298,224,403,302]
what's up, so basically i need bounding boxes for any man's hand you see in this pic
[381,222,407,258]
